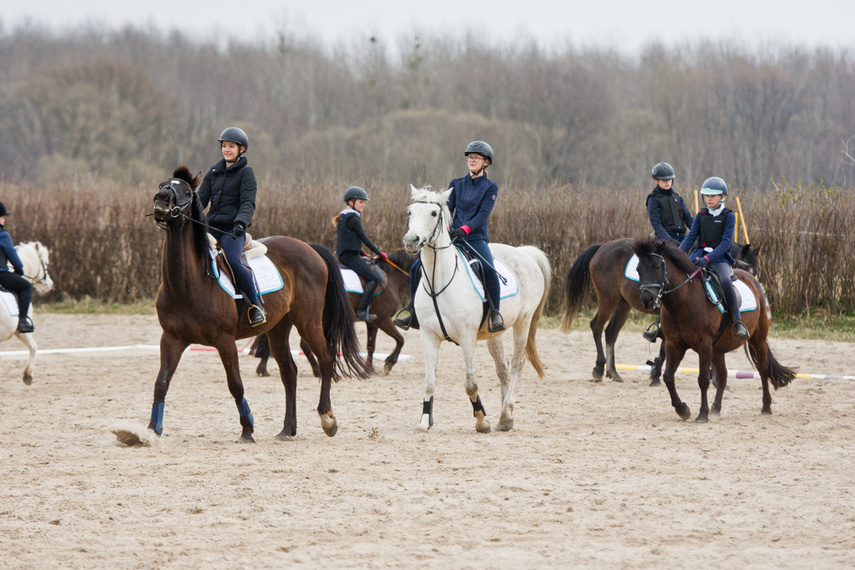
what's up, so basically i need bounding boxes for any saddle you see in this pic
[207,233,268,297]
[339,258,388,293]
[700,266,741,313]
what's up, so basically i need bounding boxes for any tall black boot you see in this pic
[723,280,749,341]
[487,299,505,333]
[355,281,378,322]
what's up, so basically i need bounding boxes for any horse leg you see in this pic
[365,323,378,369]
[589,311,609,381]
[300,338,321,378]
[662,344,691,420]
[16,331,37,385]
[648,341,665,387]
[149,333,190,436]
[299,324,337,437]
[711,352,728,416]
[375,318,405,375]
[214,336,255,442]
[268,328,299,440]
[604,302,630,383]
[695,348,714,423]
[462,336,490,434]
[487,336,513,431]
[419,333,441,431]
[750,336,774,415]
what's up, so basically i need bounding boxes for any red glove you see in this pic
[460,225,471,234]
[379,252,388,261]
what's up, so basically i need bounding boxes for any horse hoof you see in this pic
[694,415,709,423]
[22,372,32,386]
[498,418,514,431]
[320,412,338,437]
[276,431,294,441]
[677,403,691,420]
[476,423,491,434]
[383,362,394,375]
[239,433,256,443]
[649,379,661,387]
[419,415,432,431]
[610,373,624,383]
[592,366,604,381]
[761,407,772,415]
[711,405,721,415]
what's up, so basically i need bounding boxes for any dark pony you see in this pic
[251,248,419,377]
[146,165,370,442]
[632,238,794,421]
[561,238,760,385]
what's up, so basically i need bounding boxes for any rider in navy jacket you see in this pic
[197,127,266,327]
[395,140,505,333]
[0,201,34,333]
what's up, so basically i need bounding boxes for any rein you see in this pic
[377,256,410,276]
[24,255,50,286]
[154,182,240,239]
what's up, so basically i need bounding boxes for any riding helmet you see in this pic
[464,141,494,165]
[700,176,728,195]
[651,161,676,180]
[218,127,249,150]
[0,202,10,217]
[343,186,369,203]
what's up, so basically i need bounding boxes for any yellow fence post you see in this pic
[736,196,750,244]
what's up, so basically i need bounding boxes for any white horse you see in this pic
[1,241,53,385]
[402,185,552,432]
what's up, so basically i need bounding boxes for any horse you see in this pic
[250,248,419,377]
[633,238,794,421]
[0,241,53,385]
[147,166,370,442]
[560,238,760,385]
[402,185,552,433]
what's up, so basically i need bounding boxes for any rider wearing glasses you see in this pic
[395,140,504,333]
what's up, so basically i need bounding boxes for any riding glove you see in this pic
[13,266,23,276]
[694,256,709,268]
[449,228,466,241]
[232,222,246,238]
[379,252,389,261]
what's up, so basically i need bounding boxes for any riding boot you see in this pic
[17,316,34,333]
[355,281,378,322]
[732,319,750,341]
[642,317,660,343]
[723,279,749,341]
[393,300,419,330]
[248,302,267,327]
[487,299,505,333]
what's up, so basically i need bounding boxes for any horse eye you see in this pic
[431,211,438,217]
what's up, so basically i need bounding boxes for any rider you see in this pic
[680,176,750,342]
[197,127,266,327]
[643,161,694,342]
[0,202,35,333]
[335,186,388,322]
[394,140,504,333]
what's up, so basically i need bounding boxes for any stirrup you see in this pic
[488,309,505,333]
[732,321,750,341]
[642,322,660,343]
[17,317,34,333]
[393,309,418,330]
[248,303,267,327]
[356,308,377,322]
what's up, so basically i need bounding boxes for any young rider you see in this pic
[197,127,266,327]
[680,176,750,342]
[643,161,694,342]
[335,186,388,322]
[0,202,35,333]
[395,140,504,333]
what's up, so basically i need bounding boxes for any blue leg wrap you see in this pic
[150,402,164,435]
[236,397,254,427]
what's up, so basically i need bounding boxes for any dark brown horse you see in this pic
[560,238,760,385]
[148,166,370,442]
[251,249,418,377]
[633,238,794,421]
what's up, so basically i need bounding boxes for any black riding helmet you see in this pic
[218,127,249,151]
[464,141,494,165]
[651,161,675,180]
[343,186,369,204]
[0,202,10,217]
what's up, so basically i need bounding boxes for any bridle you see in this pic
[153,179,240,238]
[639,252,701,309]
[25,252,50,288]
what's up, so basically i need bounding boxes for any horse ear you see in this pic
[410,184,420,200]
[440,187,453,204]
[192,171,202,189]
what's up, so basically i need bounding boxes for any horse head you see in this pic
[402,185,453,254]
[633,238,695,312]
[734,243,761,277]
[18,241,53,294]
[153,165,201,226]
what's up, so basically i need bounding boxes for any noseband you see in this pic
[639,253,701,307]
[155,180,193,226]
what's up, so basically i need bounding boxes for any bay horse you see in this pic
[148,166,370,442]
[0,241,53,385]
[250,249,418,377]
[403,185,552,433]
[560,238,760,385]
[633,238,794,421]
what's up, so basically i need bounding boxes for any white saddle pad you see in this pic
[209,251,284,299]
[0,290,19,317]
[341,268,385,295]
[460,249,518,302]
[706,278,758,314]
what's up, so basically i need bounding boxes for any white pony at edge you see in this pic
[403,185,552,433]
[1,241,53,385]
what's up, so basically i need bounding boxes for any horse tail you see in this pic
[310,243,373,380]
[249,334,270,360]
[559,243,601,333]
[520,246,552,379]
[745,343,797,390]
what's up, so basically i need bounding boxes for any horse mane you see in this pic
[385,248,418,272]
[19,241,49,265]
[633,237,696,275]
[171,165,210,256]
[410,185,452,227]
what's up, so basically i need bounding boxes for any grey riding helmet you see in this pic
[464,141,493,165]
[343,186,369,203]
[651,161,675,180]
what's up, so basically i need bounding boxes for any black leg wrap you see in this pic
[471,395,486,417]
[422,396,434,426]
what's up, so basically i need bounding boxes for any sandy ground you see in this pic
[1,313,854,568]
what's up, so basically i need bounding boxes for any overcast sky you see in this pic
[3,0,854,56]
